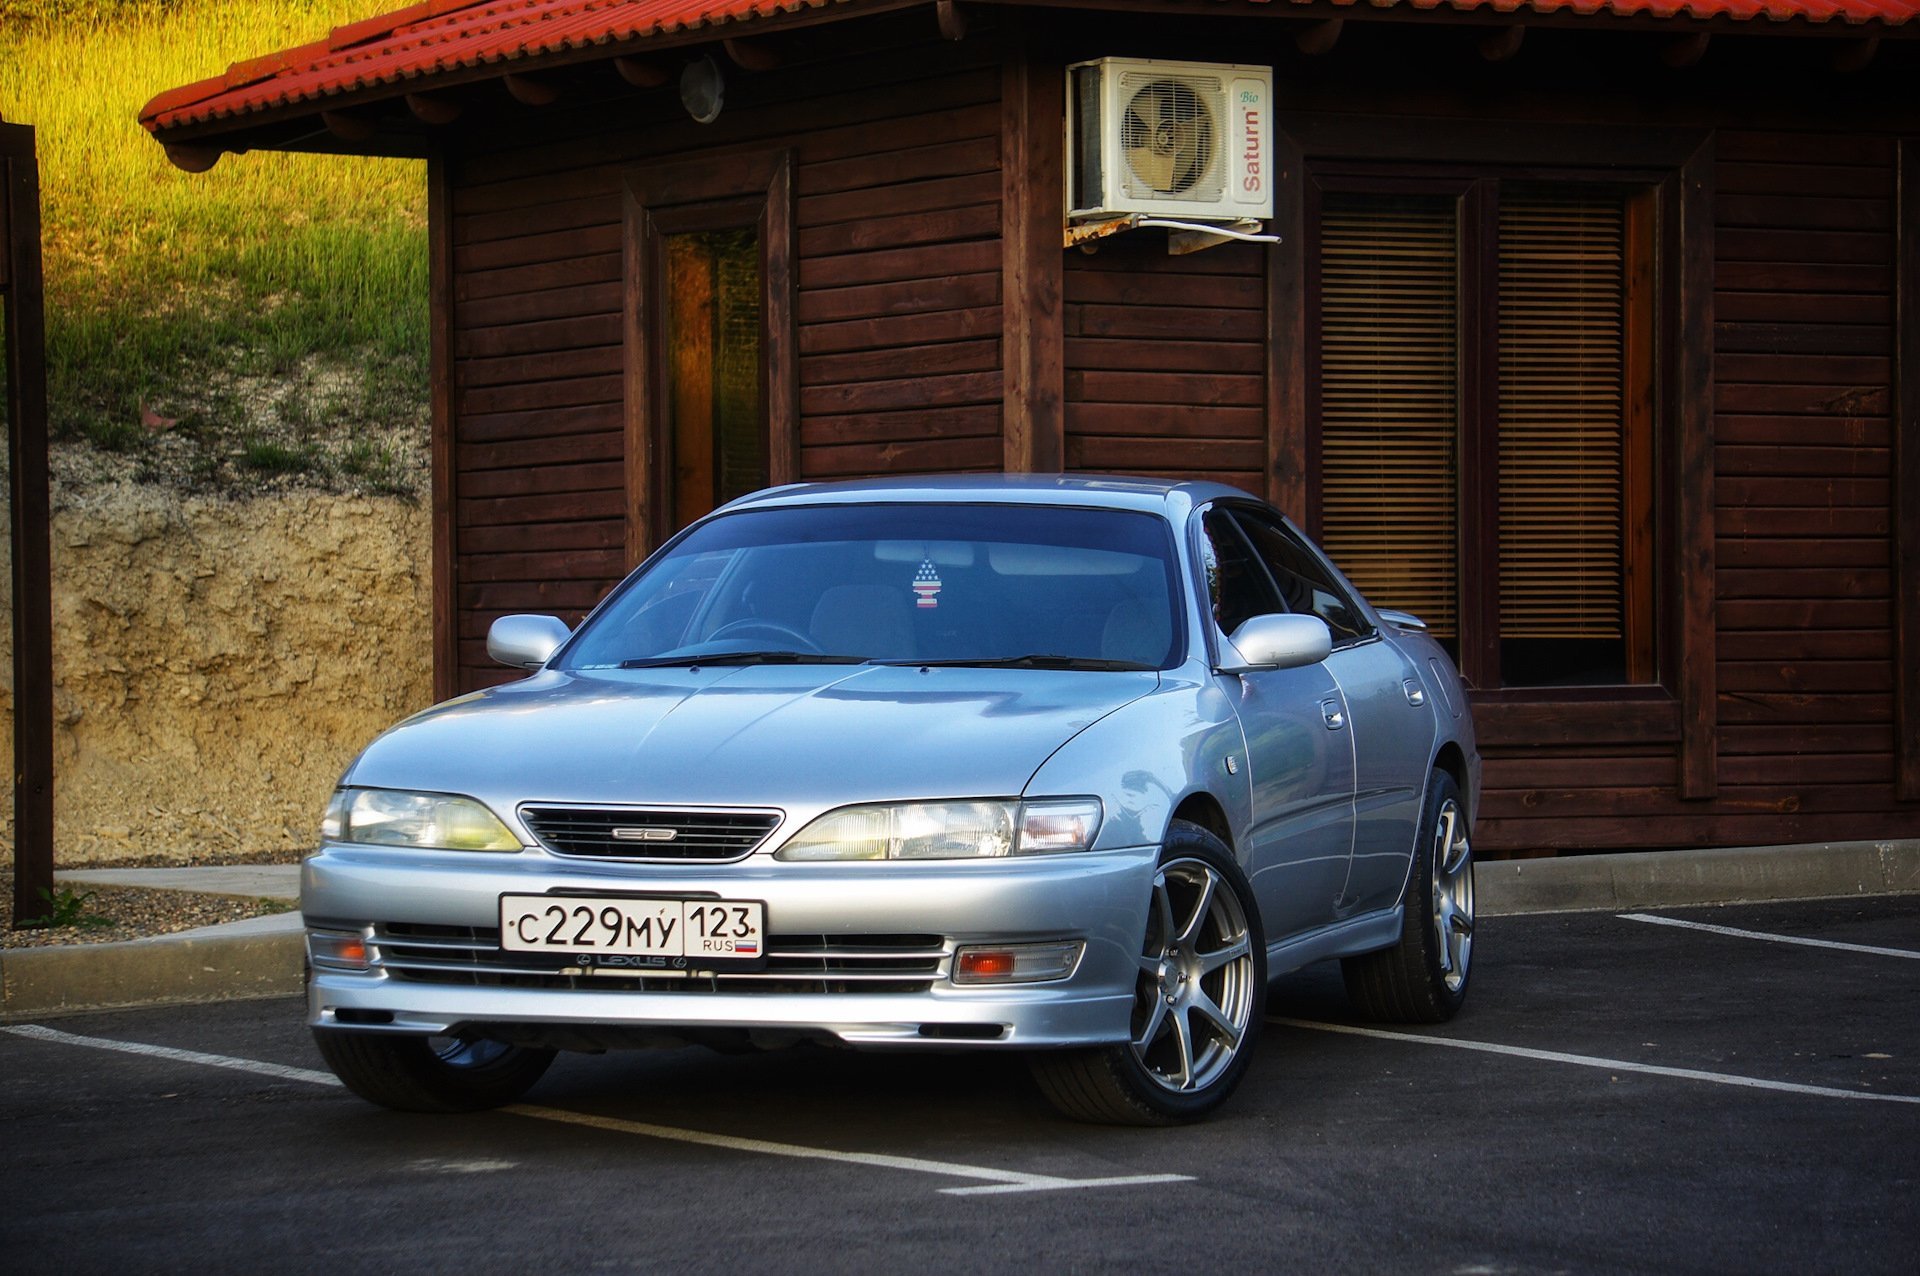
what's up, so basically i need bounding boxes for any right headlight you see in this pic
[321,787,522,852]
[773,798,1102,862]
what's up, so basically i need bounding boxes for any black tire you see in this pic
[1030,821,1267,1125]
[1341,770,1475,1024]
[313,1029,556,1113]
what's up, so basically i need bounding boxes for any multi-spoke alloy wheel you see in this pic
[1131,858,1257,1095]
[1030,821,1266,1125]
[1341,769,1475,1023]
[313,1030,555,1112]
[1430,796,1474,995]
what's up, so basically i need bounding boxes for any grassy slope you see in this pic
[0,0,429,491]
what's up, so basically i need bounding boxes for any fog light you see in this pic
[308,930,373,972]
[952,941,1084,985]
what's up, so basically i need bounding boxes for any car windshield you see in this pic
[560,503,1183,671]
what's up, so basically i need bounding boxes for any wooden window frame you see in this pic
[1269,116,1716,795]
[622,148,796,565]
[1305,168,1659,691]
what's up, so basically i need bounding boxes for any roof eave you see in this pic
[139,0,1919,156]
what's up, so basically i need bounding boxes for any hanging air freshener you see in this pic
[912,557,943,609]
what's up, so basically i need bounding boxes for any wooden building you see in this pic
[139,0,1920,856]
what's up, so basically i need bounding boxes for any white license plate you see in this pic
[499,894,765,965]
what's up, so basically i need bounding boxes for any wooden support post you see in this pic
[1295,19,1343,57]
[163,143,221,173]
[428,154,459,702]
[1832,35,1880,74]
[406,92,462,125]
[615,56,670,88]
[937,0,969,42]
[503,73,560,107]
[1265,128,1307,523]
[1001,47,1064,475]
[1660,33,1710,69]
[320,109,376,144]
[723,37,781,72]
[1479,25,1525,64]
[3,123,54,925]
[1896,139,1920,801]
[1674,138,1717,800]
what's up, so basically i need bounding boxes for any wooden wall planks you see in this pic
[444,29,1002,691]
[1062,236,1267,497]
[1480,125,1911,849]
[429,20,1917,848]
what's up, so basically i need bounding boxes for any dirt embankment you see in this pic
[2,476,431,863]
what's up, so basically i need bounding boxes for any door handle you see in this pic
[1321,699,1346,731]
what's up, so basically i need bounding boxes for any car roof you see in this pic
[716,474,1259,519]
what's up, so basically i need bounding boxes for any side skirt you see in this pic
[1265,906,1404,978]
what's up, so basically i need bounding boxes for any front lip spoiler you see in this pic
[307,973,1137,1049]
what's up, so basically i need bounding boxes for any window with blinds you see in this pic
[1496,189,1633,686]
[1318,194,1461,643]
[1313,178,1654,689]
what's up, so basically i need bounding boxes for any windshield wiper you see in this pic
[619,651,869,669]
[876,654,1155,672]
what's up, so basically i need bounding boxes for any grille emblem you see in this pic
[611,827,678,842]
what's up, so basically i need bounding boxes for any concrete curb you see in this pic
[4,840,1916,1019]
[57,865,302,898]
[1476,838,1920,916]
[1,914,305,1021]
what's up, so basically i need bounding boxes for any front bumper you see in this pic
[302,844,1159,1049]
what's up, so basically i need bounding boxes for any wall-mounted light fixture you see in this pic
[680,55,725,124]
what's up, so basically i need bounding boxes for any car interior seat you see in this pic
[810,583,916,660]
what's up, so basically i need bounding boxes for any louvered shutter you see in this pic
[1317,194,1461,640]
[1496,190,1627,643]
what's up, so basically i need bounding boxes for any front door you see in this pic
[1197,506,1356,941]
[1229,506,1429,916]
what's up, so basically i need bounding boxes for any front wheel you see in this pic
[313,1029,556,1112]
[1341,769,1475,1023]
[1030,821,1267,1125]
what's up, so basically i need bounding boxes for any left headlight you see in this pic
[321,788,522,852]
[774,798,1102,862]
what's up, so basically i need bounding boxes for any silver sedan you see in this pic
[304,476,1479,1124]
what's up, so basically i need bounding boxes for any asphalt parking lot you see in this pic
[3,895,1916,1274]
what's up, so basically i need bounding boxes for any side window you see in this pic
[1232,511,1371,646]
[1197,509,1281,637]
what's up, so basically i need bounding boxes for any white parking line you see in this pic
[1617,912,1920,960]
[1270,1019,1920,1104]
[510,1104,1190,1196]
[1,1024,1189,1197]
[3,1023,345,1086]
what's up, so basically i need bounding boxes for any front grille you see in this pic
[373,923,945,995]
[520,805,781,861]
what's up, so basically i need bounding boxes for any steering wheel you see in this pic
[706,619,823,653]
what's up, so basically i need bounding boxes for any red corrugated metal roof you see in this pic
[140,0,1919,136]
[141,0,852,133]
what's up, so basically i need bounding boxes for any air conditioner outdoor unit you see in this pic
[1066,57,1274,223]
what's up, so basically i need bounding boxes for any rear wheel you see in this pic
[1341,770,1474,1023]
[1031,821,1266,1125]
[313,1029,556,1113]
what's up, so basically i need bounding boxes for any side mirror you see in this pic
[1219,613,1332,673]
[487,614,572,670]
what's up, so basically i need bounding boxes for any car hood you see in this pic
[343,664,1159,815]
